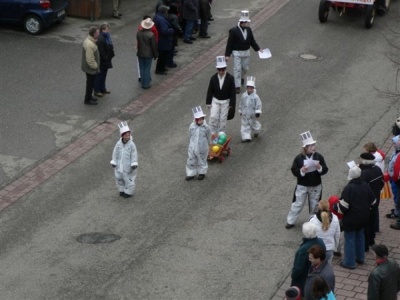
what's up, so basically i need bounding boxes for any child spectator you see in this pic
[238,76,262,142]
[186,106,212,181]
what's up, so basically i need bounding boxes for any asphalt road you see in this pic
[0,0,400,299]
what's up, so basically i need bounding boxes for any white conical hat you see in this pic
[239,10,251,22]
[118,121,130,135]
[192,106,206,118]
[215,56,227,68]
[246,76,256,87]
[300,131,316,147]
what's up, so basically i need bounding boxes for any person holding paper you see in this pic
[224,10,262,94]
[286,131,329,229]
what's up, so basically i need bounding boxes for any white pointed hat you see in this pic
[246,76,256,88]
[118,121,130,135]
[192,106,206,118]
[215,56,227,68]
[239,10,251,22]
[300,131,316,147]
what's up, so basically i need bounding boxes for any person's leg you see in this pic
[286,185,307,225]
[218,101,229,132]
[112,0,120,17]
[186,149,197,177]
[183,20,194,41]
[156,50,167,73]
[233,55,242,88]
[241,116,252,140]
[208,100,220,134]
[123,169,137,196]
[250,117,261,137]
[197,152,208,176]
[114,171,125,193]
[85,73,96,102]
[199,18,209,37]
[326,250,333,264]
[241,55,250,82]
[343,231,356,268]
[144,57,153,88]
[101,68,108,92]
[307,185,322,217]
[137,57,141,82]
[355,228,365,263]
[94,69,106,93]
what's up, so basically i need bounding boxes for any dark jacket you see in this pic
[136,28,158,59]
[304,259,335,300]
[225,25,260,56]
[291,152,328,187]
[97,33,115,70]
[199,0,211,20]
[338,178,376,232]
[182,0,199,21]
[360,163,384,201]
[368,258,400,300]
[291,237,326,296]
[206,72,236,107]
[153,12,174,51]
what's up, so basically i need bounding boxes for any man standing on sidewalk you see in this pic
[112,0,122,19]
[225,10,262,94]
[81,26,100,105]
[367,244,400,300]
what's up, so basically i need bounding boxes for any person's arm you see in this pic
[206,77,214,106]
[367,271,380,300]
[228,75,236,107]
[225,29,234,59]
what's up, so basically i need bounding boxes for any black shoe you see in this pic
[186,176,195,181]
[390,222,400,230]
[91,97,98,102]
[155,71,168,75]
[254,133,259,138]
[200,35,211,38]
[241,139,251,143]
[112,15,121,19]
[102,90,111,94]
[119,192,125,197]
[386,212,399,219]
[118,13,122,16]
[167,63,177,68]
[356,260,365,264]
[138,78,141,82]
[285,223,294,229]
[183,39,193,44]
[340,262,355,269]
[123,193,132,198]
[333,251,342,257]
[189,36,196,41]
[208,18,214,21]
[84,100,98,105]
[198,174,205,180]
[142,85,151,89]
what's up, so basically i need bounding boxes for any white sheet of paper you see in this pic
[303,159,318,173]
[347,160,356,169]
[258,48,271,59]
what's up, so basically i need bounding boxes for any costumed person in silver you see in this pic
[286,131,329,229]
[186,106,212,181]
[239,76,262,142]
[225,10,263,94]
[110,122,138,198]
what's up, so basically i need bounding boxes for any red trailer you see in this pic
[319,0,391,28]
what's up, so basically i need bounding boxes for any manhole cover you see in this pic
[77,233,121,244]
[299,53,322,61]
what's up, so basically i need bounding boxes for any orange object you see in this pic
[380,181,392,200]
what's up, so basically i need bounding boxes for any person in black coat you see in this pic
[94,23,115,97]
[224,10,262,94]
[286,131,329,229]
[359,152,384,251]
[336,166,376,269]
[206,56,236,135]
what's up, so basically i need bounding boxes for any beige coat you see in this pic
[81,35,100,74]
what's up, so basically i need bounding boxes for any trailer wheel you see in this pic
[318,0,330,23]
[365,5,376,29]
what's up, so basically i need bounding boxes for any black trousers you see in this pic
[156,50,168,73]
[85,73,96,102]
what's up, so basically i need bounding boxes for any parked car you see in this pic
[0,0,68,35]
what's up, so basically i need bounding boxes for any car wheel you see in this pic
[365,5,376,29]
[319,0,330,23]
[23,14,43,35]
[377,0,391,14]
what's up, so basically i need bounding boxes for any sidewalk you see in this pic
[272,135,400,300]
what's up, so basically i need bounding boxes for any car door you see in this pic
[0,0,29,23]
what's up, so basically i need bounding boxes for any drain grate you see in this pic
[77,233,121,244]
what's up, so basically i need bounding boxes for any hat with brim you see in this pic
[141,18,154,30]
[239,10,251,22]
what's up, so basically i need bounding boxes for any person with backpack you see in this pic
[388,135,400,230]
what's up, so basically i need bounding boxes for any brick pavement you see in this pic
[272,134,400,300]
